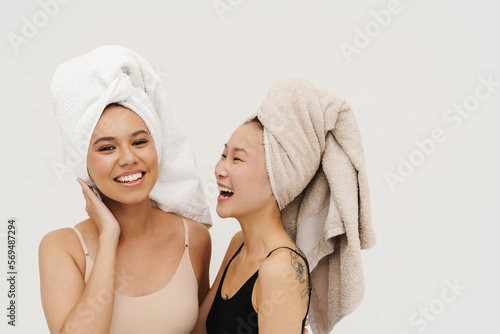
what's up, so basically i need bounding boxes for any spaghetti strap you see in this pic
[266,246,312,297]
[218,243,244,285]
[266,246,307,261]
[231,243,244,261]
[214,243,245,300]
[72,226,90,257]
[181,216,189,248]
[72,226,94,284]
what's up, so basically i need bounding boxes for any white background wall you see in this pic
[1,0,499,333]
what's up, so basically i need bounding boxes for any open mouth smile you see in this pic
[218,185,234,199]
[114,172,145,184]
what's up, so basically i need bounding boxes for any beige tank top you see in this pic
[72,217,199,334]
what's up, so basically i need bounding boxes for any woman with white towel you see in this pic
[196,78,376,334]
[39,46,212,334]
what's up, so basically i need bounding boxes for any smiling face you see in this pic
[86,104,158,205]
[214,122,275,219]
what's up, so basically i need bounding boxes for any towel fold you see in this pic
[51,45,212,226]
[255,78,375,333]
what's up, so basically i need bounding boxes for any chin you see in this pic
[215,206,233,219]
[101,191,150,206]
[215,209,228,219]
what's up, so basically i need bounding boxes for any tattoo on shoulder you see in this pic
[223,293,229,300]
[290,248,311,299]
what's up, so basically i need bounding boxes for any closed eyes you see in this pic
[220,153,242,162]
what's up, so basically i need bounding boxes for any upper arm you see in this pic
[254,249,310,334]
[186,219,212,302]
[39,229,86,334]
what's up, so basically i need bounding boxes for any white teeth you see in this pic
[217,186,234,193]
[116,172,143,183]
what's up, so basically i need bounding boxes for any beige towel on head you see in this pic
[254,78,376,334]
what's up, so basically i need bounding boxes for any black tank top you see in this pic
[206,244,311,334]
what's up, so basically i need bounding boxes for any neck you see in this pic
[103,197,155,242]
[236,205,289,258]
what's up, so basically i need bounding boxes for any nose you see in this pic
[214,158,228,180]
[118,146,138,166]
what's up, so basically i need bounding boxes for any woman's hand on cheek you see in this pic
[77,178,121,238]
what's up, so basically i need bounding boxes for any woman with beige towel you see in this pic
[196,117,311,334]
[196,78,376,334]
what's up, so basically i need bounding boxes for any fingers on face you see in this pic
[77,178,97,201]
[77,179,95,217]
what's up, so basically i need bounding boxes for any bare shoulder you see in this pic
[262,245,308,269]
[183,217,212,282]
[39,218,94,264]
[39,227,79,255]
[259,249,293,278]
[259,247,310,299]
[183,217,211,250]
[38,225,88,277]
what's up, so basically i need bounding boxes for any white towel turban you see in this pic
[51,45,212,226]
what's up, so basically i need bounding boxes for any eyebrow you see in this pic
[93,129,150,145]
[224,143,249,155]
